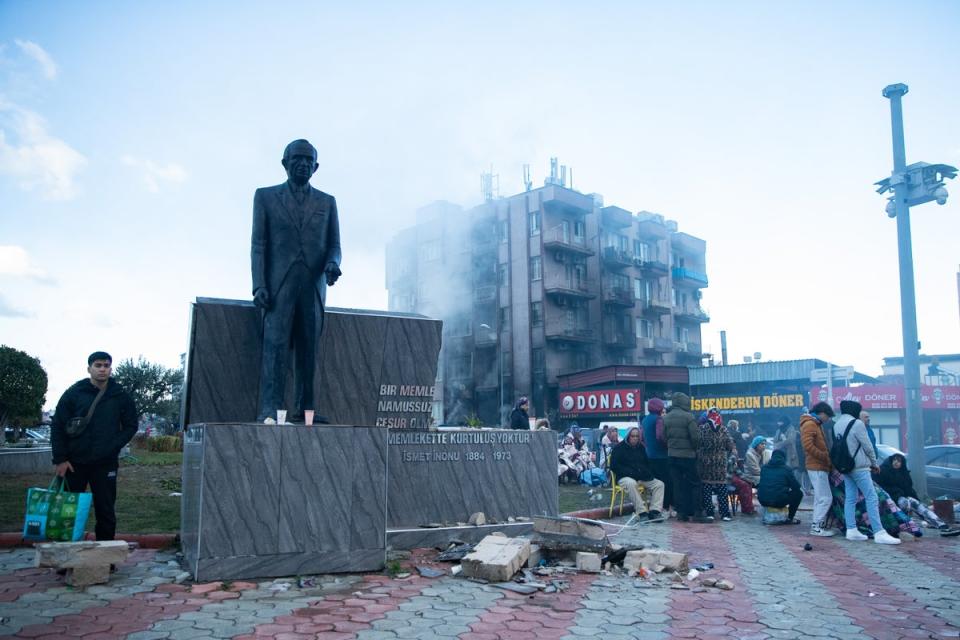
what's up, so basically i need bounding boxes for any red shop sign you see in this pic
[559,388,642,416]
[809,384,960,411]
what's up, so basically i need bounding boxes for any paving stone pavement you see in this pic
[1,517,959,639]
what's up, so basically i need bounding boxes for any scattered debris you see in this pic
[269,582,291,592]
[493,582,538,594]
[35,541,130,588]
[461,535,531,582]
[714,579,734,590]
[419,523,443,529]
[526,544,542,568]
[436,543,475,562]
[468,512,487,526]
[693,563,714,571]
[803,543,813,551]
[416,566,445,578]
[670,584,690,590]
[451,565,463,576]
[686,569,700,581]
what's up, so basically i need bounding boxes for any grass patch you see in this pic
[0,447,183,533]
[559,483,612,514]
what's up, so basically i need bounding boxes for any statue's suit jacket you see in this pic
[251,182,342,311]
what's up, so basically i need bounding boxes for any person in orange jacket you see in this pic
[800,401,836,536]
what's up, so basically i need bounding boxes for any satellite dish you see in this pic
[754,352,762,361]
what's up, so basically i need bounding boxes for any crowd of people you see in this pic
[573,394,959,540]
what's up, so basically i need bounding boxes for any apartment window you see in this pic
[450,354,472,379]
[634,240,650,261]
[531,302,543,325]
[634,278,643,300]
[635,318,652,338]
[672,287,679,306]
[674,326,689,343]
[499,306,510,327]
[532,348,545,373]
[574,221,586,241]
[529,211,541,236]
[574,351,589,371]
[530,256,542,281]
[498,264,508,286]
[560,220,570,243]
[499,220,509,243]
[618,235,629,251]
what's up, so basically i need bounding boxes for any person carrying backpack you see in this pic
[832,400,900,545]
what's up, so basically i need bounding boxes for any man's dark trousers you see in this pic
[259,261,317,419]
[65,459,118,541]
[668,456,701,518]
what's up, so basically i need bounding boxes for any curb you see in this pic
[0,532,178,549]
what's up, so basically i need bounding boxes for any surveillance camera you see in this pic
[933,186,948,205]
[886,200,897,218]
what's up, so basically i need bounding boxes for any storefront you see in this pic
[809,384,960,452]
[556,365,689,433]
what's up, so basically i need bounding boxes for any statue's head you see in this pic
[282,139,318,186]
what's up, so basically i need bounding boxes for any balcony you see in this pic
[601,246,633,269]
[636,336,653,350]
[540,185,594,216]
[676,345,705,364]
[603,331,637,349]
[543,274,596,301]
[635,258,669,277]
[640,297,672,316]
[602,285,634,308]
[672,267,709,287]
[600,206,633,229]
[544,324,594,344]
[543,226,595,256]
[474,328,497,348]
[649,337,673,352]
[674,305,710,323]
[474,285,497,303]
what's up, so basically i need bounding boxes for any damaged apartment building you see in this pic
[385,163,709,426]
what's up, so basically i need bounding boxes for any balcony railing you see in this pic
[543,274,596,300]
[641,297,672,315]
[544,325,594,343]
[601,246,633,268]
[603,331,637,349]
[675,305,710,323]
[635,258,669,276]
[602,286,634,307]
[672,267,709,287]
[652,337,673,352]
[543,226,594,256]
[637,336,654,350]
[474,329,497,347]
[474,286,497,303]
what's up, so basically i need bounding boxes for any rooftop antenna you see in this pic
[522,164,532,192]
[546,157,560,186]
[480,166,499,202]
[560,165,567,187]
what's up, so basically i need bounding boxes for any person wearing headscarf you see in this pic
[599,426,620,469]
[609,427,665,521]
[509,396,529,430]
[757,449,803,523]
[876,453,959,536]
[742,436,766,486]
[697,408,735,521]
[727,419,748,460]
[640,398,672,514]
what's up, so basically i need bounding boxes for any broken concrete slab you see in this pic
[526,544,542,568]
[35,541,129,569]
[532,516,609,553]
[66,564,111,587]
[468,512,487,526]
[623,549,689,574]
[461,535,531,582]
[576,552,602,573]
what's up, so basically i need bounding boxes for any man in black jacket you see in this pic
[51,352,138,540]
[609,427,665,521]
[757,449,803,523]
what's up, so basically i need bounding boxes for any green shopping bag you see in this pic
[23,476,92,542]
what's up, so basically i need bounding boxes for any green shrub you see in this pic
[147,435,182,453]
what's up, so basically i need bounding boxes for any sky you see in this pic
[1,1,959,409]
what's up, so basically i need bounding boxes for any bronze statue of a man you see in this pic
[251,139,341,422]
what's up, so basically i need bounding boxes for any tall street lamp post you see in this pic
[875,83,957,497]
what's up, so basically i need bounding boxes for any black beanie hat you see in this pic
[839,400,862,417]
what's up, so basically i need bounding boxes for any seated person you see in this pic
[876,453,959,537]
[757,449,802,524]
[609,427,665,521]
[741,436,766,487]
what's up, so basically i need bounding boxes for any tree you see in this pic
[113,356,183,426]
[0,345,48,438]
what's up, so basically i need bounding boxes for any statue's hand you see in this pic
[325,263,342,286]
[253,288,271,310]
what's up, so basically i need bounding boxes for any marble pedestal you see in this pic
[181,423,386,581]
[182,298,442,428]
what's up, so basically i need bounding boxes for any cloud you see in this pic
[13,40,58,80]
[0,245,56,285]
[121,155,188,193]
[0,100,86,200]
[0,293,30,318]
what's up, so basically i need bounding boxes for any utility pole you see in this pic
[877,84,957,497]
